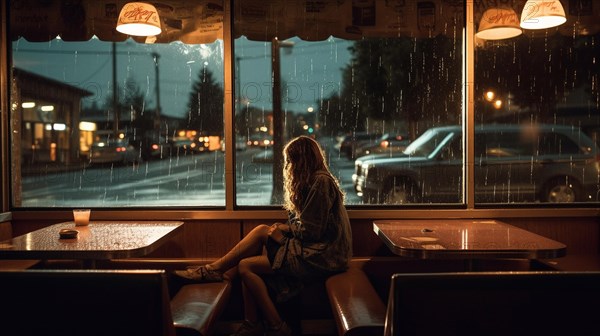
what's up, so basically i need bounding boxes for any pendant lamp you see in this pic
[520,0,566,30]
[476,8,523,40]
[116,2,162,37]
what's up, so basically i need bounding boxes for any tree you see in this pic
[121,77,154,134]
[100,76,153,137]
[186,67,224,136]
[475,33,600,125]
[336,35,462,139]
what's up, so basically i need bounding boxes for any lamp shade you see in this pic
[520,0,566,30]
[476,8,523,40]
[116,2,162,36]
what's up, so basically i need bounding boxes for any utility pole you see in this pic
[152,52,161,131]
[270,38,294,204]
[112,42,119,138]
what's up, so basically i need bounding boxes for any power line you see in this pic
[79,58,111,83]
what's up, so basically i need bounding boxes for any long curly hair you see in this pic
[282,136,343,214]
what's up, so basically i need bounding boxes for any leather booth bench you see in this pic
[21,256,563,336]
[98,257,385,335]
[0,269,231,336]
[326,264,386,336]
[384,271,600,336]
[323,256,553,336]
[327,266,600,336]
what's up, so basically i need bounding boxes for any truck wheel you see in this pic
[543,177,580,203]
[384,181,419,204]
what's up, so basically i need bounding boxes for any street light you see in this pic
[271,37,294,204]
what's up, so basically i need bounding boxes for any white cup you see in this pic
[73,209,91,226]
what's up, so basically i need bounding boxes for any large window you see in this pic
[233,0,465,206]
[9,1,225,207]
[473,1,600,205]
[6,0,600,209]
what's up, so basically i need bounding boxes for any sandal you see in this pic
[173,265,223,282]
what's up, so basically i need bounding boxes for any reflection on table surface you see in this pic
[373,219,566,259]
[0,221,183,260]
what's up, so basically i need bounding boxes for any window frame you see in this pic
[1,0,598,220]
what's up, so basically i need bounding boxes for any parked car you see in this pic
[251,149,273,163]
[138,135,169,160]
[171,137,197,155]
[356,124,600,204]
[337,132,382,160]
[247,134,273,148]
[353,133,410,158]
[88,138,142,165]
[194,136,212,153]
[352,152,406,192]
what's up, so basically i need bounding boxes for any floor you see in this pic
[213,320,337,336]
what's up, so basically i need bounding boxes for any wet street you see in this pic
[20,137,361,207]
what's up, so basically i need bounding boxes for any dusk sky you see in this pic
[12,35,353,119]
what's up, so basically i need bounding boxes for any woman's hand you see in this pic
[268,223,287,244]
[277,223,290,232]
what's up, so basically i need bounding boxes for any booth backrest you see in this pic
[385,271,600,336]
[0,269,175,336]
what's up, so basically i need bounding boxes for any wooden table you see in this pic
[373,219,566,260]
[0,221,183,267]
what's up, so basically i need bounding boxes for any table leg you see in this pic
[464,259,474,271]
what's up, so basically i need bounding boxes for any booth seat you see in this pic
[0,269,231,336]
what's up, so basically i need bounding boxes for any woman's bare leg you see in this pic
[238,255,283,328]
[241,281,259,323]
[208,224,270,273]
[176,224,271,282]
